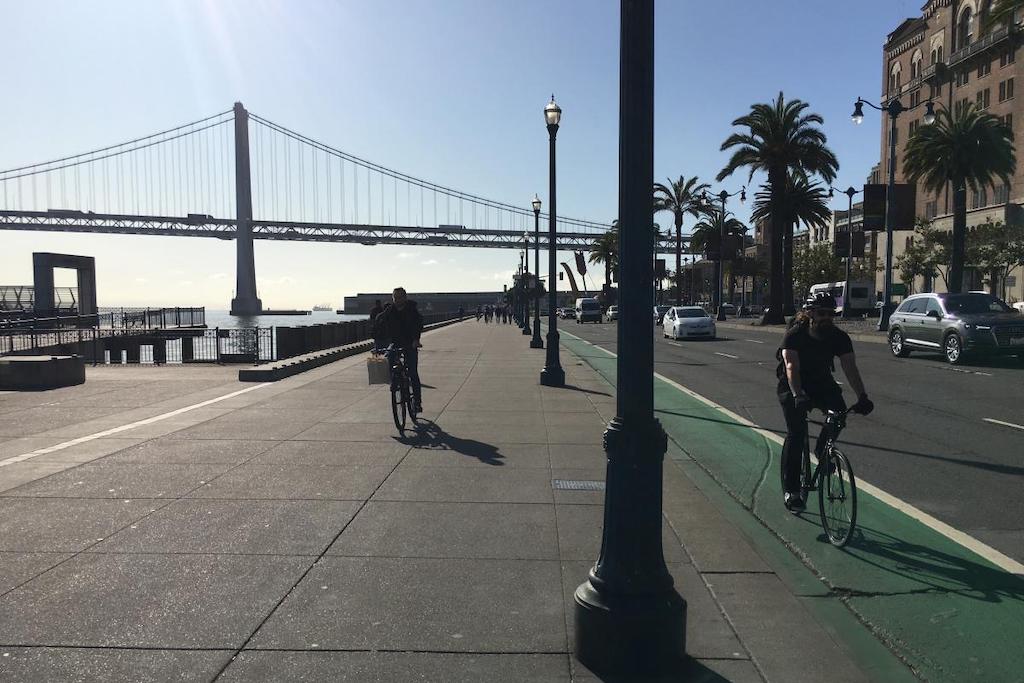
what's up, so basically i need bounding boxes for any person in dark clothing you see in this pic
[776,292,873,512]
[377,287,424,411]
[369,299,385,351]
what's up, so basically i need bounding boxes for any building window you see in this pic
[979,61,992,78]
[958,7,974,49]
[976,88,991,109]
[938,45,944,63]
[929,83,942,99]
[956,69,970,87]
[955,97,971,116]
[994,183,1010,204]
[925,200,938,219]
[1004,113,1014,130]
[971,187,989,209]
[1001,48,1016,67]
[999,77,1015,101]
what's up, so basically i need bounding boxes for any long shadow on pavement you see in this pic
[393,419,505,466]
[579,656,734,682]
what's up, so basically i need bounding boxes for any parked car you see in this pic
[653,305,672,325]
[719,303,737,317]
[563,307,576,319]
[607,305,619,321]
[887,292,1024,364]
[663,306,716,340]
[1013,301,1024,315]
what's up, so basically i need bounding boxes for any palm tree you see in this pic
[588,228,618,293]
[654,176,711,305]
[903,103,1015,292]
[718,92,838,323]
[692,209,747,312]
[751,172,832,313]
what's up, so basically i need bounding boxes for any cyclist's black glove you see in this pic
[852,395,874,415]
[793,393,812,411]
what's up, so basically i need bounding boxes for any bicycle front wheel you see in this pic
[818,448,857,547]
[391,381,407,432]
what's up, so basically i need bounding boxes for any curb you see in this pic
[238,317,466,382]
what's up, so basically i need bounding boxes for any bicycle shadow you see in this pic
[394,419,505,466]
[806,520,1024,604]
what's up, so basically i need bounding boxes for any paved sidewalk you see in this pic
[0,322,880,681]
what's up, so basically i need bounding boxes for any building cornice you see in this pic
[922,0,952,20]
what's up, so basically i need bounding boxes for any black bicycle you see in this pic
[384,344,418,433]
[792,408,858,547]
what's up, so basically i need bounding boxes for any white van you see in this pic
[809,280,874,315]
[575,297,602,323]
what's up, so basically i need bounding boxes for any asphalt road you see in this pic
[560,318,1024,565]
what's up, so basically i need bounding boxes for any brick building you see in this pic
[878,0,1023,302]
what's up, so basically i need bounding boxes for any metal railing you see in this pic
[948,25,1014,68]
[1,306,204,330]
[274,310,462,360]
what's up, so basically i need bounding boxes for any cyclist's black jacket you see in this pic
[378,301,423,348]
[775,321,853,398]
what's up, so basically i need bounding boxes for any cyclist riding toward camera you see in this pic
[777,292,873,512]
[377,287,424,413]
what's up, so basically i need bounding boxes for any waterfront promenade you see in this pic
[0,321,879,682]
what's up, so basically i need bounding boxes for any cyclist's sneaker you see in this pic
[784,492,805,513]
[414,400,423,414]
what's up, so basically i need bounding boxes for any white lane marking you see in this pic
[984,418,1024,431]
[715,352,740,359]
[558,328,1024,577]
[745,339,766,344]
[937,366,993,377]
[0,382,272,468]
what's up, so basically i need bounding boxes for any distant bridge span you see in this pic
[0,210,685,253]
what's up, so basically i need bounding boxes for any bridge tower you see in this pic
[229,101,263,316]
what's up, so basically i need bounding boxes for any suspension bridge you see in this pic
[0,103,680,314]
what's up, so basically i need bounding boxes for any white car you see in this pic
[1013,301,1024,315]
[607,305,618,321]
[663,306,717,340]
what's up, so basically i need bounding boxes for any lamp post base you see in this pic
[574,580,686,676]
[530,336,544,349]
[540,328,564,385]
[716,309,726,321]
[877,303,893,332]
[522,323,532,335]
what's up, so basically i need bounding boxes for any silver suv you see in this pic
[887,292,1024,364]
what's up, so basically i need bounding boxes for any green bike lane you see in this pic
[557,329,1024,683]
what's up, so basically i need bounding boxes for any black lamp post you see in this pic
[574,0,684,675]
[828,185,863,319]
[701,187,746,321]
[852,96,934,331]
[522,231,533,335]
[531,195,545,348]
[540,95,565,387]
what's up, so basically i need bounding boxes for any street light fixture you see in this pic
[522,230,532,335]
[540,95,565,387]
[851,95,934,331]
[828,185,863,319]
[573,1,684,675]
[701,187,746,321]
[530,195,544,349]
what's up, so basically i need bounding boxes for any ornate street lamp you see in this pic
[530,195,544,348]
[574,0,684,675]
[540,95,565,387]
[522,231,533,335]
[701,187,746,321]
[852,96,935,330]
[828,186,863,319]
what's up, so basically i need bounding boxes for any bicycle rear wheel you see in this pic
[390,380,407,432]
[818,448,857,547]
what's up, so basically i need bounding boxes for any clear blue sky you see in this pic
[0,0,922,309]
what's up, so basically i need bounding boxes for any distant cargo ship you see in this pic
[312,304,333,312]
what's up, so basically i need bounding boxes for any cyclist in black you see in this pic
[777,292,874,511]
[378,287,424,412]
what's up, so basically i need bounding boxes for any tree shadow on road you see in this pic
[393,419,505,465]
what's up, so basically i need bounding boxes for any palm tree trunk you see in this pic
[950,183,967,293]
[675,215,683,305]
[762,165,787,324]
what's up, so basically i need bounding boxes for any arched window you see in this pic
[912,50,923,79]
[890,63,903,93]
[958,7,974,48]
[980,0,992,32]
